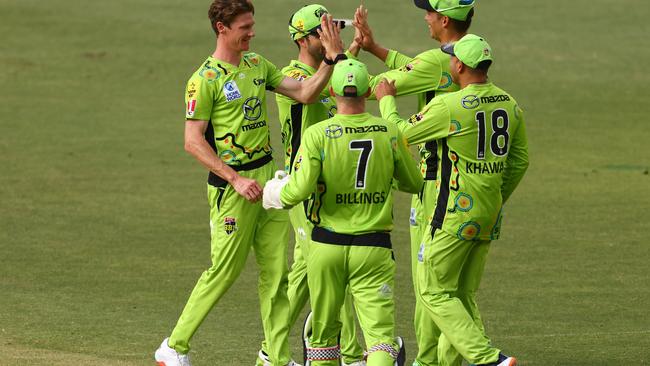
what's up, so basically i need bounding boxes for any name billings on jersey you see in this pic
[344,125,388,134]
[336,191,387,205]
[466,161,505,174]
[241,120,267,132]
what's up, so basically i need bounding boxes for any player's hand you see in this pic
[375,78,397,100]
[353,5,376,52]
[232,174,263,202]
[262,171,290,210]
[317,14,344,61]
[347,25,363,57]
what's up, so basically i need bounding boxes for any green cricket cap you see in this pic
[413,0,474,21]
[331,59,369,97]
[441,34,493,69]
[288,4,347,41]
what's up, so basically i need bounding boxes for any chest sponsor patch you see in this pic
[223,80,242,102]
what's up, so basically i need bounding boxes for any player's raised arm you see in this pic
[274,14,345,104]
[377,80,451,145]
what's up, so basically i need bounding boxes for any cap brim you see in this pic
[413,0,435,12]
[441,43,455,56]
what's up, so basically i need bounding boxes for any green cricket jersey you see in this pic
[378,49,460,180]
[184,52,285,171]
[275,60,337,173]
[380,83,529,241]
[350,48,460,180]
[280,113,423,235]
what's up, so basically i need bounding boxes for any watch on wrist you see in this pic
[324,53,348,65]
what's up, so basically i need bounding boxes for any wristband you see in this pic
[324,53,348,65]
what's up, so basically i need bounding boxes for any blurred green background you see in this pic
[1,0,648,365]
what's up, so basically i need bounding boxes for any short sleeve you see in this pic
[185,74,215,120]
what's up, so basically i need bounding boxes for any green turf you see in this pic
[1,0,649,365]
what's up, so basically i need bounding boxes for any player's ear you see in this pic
[216,21,228,36]
[441,15,450,28]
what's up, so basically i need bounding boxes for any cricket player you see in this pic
[352,1,476,365]
[375,34,529,366]
[154,1,348,365]
[263,59,423,366]
[276,4,366,366]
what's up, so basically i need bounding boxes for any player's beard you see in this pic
[307,39,325,63]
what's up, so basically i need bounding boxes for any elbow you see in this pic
[184,139,196,155]
[298,93,317,105]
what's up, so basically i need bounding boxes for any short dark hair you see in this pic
[208,0,255,36]
[474,60,492,73]
[448,8,474,33]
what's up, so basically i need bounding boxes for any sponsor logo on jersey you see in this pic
[293,155,303,171]
[223,81,242,101]
[335,191,387,204]
[461,95,480,109]
[187,82,197,99]
[242,97,262,121]
[418,243,425,262]
[344,125,388,134]
[480,94,510,104]
[320,97,330,103]
[187,100,197,117]
[409,113,424,125]
[325,124,343,139]
[253,78,265,86]
[241,120,267,132]
[224,217,238,235]
[400,59,420,73]
[466,161,505,174]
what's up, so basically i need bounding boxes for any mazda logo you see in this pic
[242,97,262,121]
[461,95,480,109]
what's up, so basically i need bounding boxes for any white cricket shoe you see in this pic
[258,349,302,366]
[154,338,192,366]
[479,353,517,366]
[495,355,517,366]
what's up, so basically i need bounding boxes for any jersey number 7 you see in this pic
[349,140,373,189]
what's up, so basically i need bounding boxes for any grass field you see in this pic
[1,0,649,365]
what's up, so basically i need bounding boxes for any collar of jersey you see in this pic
[290,60,317,76]
[333,112,371,121]
[207,55,247,73]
